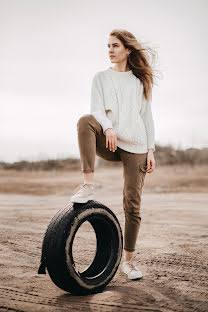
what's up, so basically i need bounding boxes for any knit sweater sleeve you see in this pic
[140,90,155,152]
[90,72,113,134]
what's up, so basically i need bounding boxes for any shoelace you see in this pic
[124,255,139,272]
[74,183,93,194]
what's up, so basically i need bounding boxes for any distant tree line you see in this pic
[0,144,207,171]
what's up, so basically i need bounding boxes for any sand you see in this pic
[0,166,208,312]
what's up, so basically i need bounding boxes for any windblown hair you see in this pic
[109,29,161,101]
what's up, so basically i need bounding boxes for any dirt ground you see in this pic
[0,165,208,312]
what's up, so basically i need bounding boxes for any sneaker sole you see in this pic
[128,274,143,280]
[121,267,143,280]
[70,195,94,204]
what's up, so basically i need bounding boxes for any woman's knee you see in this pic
[124,205,141,218]
[123,189,142,214]
[77,114,94,129]
[124,187,142,202]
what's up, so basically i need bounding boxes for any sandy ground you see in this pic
[0,166,208,312]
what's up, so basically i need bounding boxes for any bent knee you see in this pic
[77,114,95,128]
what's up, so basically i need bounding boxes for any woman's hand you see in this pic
[104,128,117,152]
[146,149,155,173]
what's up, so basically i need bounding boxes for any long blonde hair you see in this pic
[109,29,160,101]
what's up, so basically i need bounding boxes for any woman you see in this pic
[71,29,157,280]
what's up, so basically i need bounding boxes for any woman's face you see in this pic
[108,36,130,64]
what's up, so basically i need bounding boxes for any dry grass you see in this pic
[144,164,208,193]
[1,145,207,172]
[1,164,208,195]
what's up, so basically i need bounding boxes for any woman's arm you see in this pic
[140,90,155,152]
[90,72,113,134]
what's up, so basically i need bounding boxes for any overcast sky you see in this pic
[0,0,207,162]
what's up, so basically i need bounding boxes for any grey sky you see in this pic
[0,0,207,162]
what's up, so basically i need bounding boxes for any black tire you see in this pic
[38,200,123,295]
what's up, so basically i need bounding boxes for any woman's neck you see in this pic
[111,64,131,72]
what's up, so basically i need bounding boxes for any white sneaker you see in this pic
[70,182,95,203]
[122,255,143,280]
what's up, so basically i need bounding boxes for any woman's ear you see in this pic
[126,48,131,55]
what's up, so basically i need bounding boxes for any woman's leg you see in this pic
[119,149,148,260]
[77,114,121,180]
[83,172,94,184]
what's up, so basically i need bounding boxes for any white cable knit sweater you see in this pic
[90,67,155,153]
